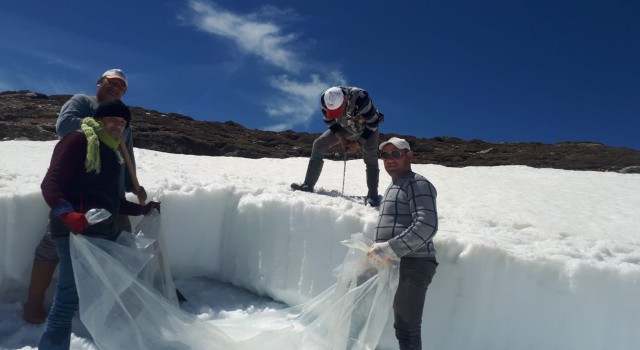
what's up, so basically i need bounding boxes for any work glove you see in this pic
[133,185,148,203]
[142,201,161,215]
[367,241,399,265]
[59,212,89,234]
[53,202,89,234]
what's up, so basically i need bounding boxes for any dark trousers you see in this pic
[310,129,379,170]
[393,257,438,350]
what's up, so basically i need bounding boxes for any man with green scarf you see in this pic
[38,100,160,350]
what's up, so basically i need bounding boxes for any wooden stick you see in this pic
[119,142,145,205]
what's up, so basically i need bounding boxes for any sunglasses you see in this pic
[103,77,127,91]
[380,150,406,160]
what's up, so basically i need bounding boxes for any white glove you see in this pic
[367,242,399,265]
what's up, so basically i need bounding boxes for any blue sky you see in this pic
[1,0,638,150]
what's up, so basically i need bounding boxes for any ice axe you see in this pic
[340,141,361,195]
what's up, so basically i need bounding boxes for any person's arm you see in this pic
[41,132,87,209]
[353,90,381,143]
[387,177,438,258]
[119,198,160,216]
[41,133,96,233]
[56,95,95,137]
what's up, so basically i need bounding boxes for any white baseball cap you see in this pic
[379,137,411,151]
[101,68,128,87]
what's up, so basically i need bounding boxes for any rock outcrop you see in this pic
[2,90,638,173]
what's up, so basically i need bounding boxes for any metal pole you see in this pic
[341,148,347,195]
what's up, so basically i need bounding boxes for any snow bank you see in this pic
[1,140,640,349]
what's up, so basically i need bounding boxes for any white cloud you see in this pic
[183,0,302,73]
[180,1,348,131]
[263,73,346,131]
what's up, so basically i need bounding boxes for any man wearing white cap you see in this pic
[23,68,147,324]
[291,86,384,206]
[368,137,439,350]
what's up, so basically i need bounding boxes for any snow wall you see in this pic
[1,184,639,350]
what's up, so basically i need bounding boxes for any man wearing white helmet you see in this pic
[23,68,147,324]
[291,86,384,206]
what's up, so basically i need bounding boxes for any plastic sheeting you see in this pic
[70,212,399,350]
[115,210,179,306]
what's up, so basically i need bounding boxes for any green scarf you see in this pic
[81,117,124,173]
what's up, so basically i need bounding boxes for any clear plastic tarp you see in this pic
[70,211,399,350]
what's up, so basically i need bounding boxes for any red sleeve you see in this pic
[41,132,87,209]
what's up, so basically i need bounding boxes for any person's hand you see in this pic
[367,242,399,265]
[142,201,161,215]
[346,141,360,155]
[336,133,349,148]
[134,186,147,203]
[58,212,89,234]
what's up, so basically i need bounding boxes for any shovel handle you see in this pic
[119,142,145,205]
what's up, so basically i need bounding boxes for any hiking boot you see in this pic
[365,168,380,207]
[365,195,381,207]
[290,183,314,192]
[291,159,324,193]
[23,302,47,324]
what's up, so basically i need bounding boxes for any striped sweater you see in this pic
[374,172,438,258]
[321,86,383,141]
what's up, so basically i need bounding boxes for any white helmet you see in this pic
[322,87,345,119]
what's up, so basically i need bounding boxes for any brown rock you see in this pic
[1,90,638,173]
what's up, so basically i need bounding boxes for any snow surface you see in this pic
[1,140,639,350]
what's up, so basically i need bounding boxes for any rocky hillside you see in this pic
[1,90,639,173]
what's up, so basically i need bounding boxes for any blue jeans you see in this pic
[38,238,76,350]
[393,257,438,350]
[39,232,118,350]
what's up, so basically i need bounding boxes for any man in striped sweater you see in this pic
[368,137,439,350]
[291,86,383,206]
